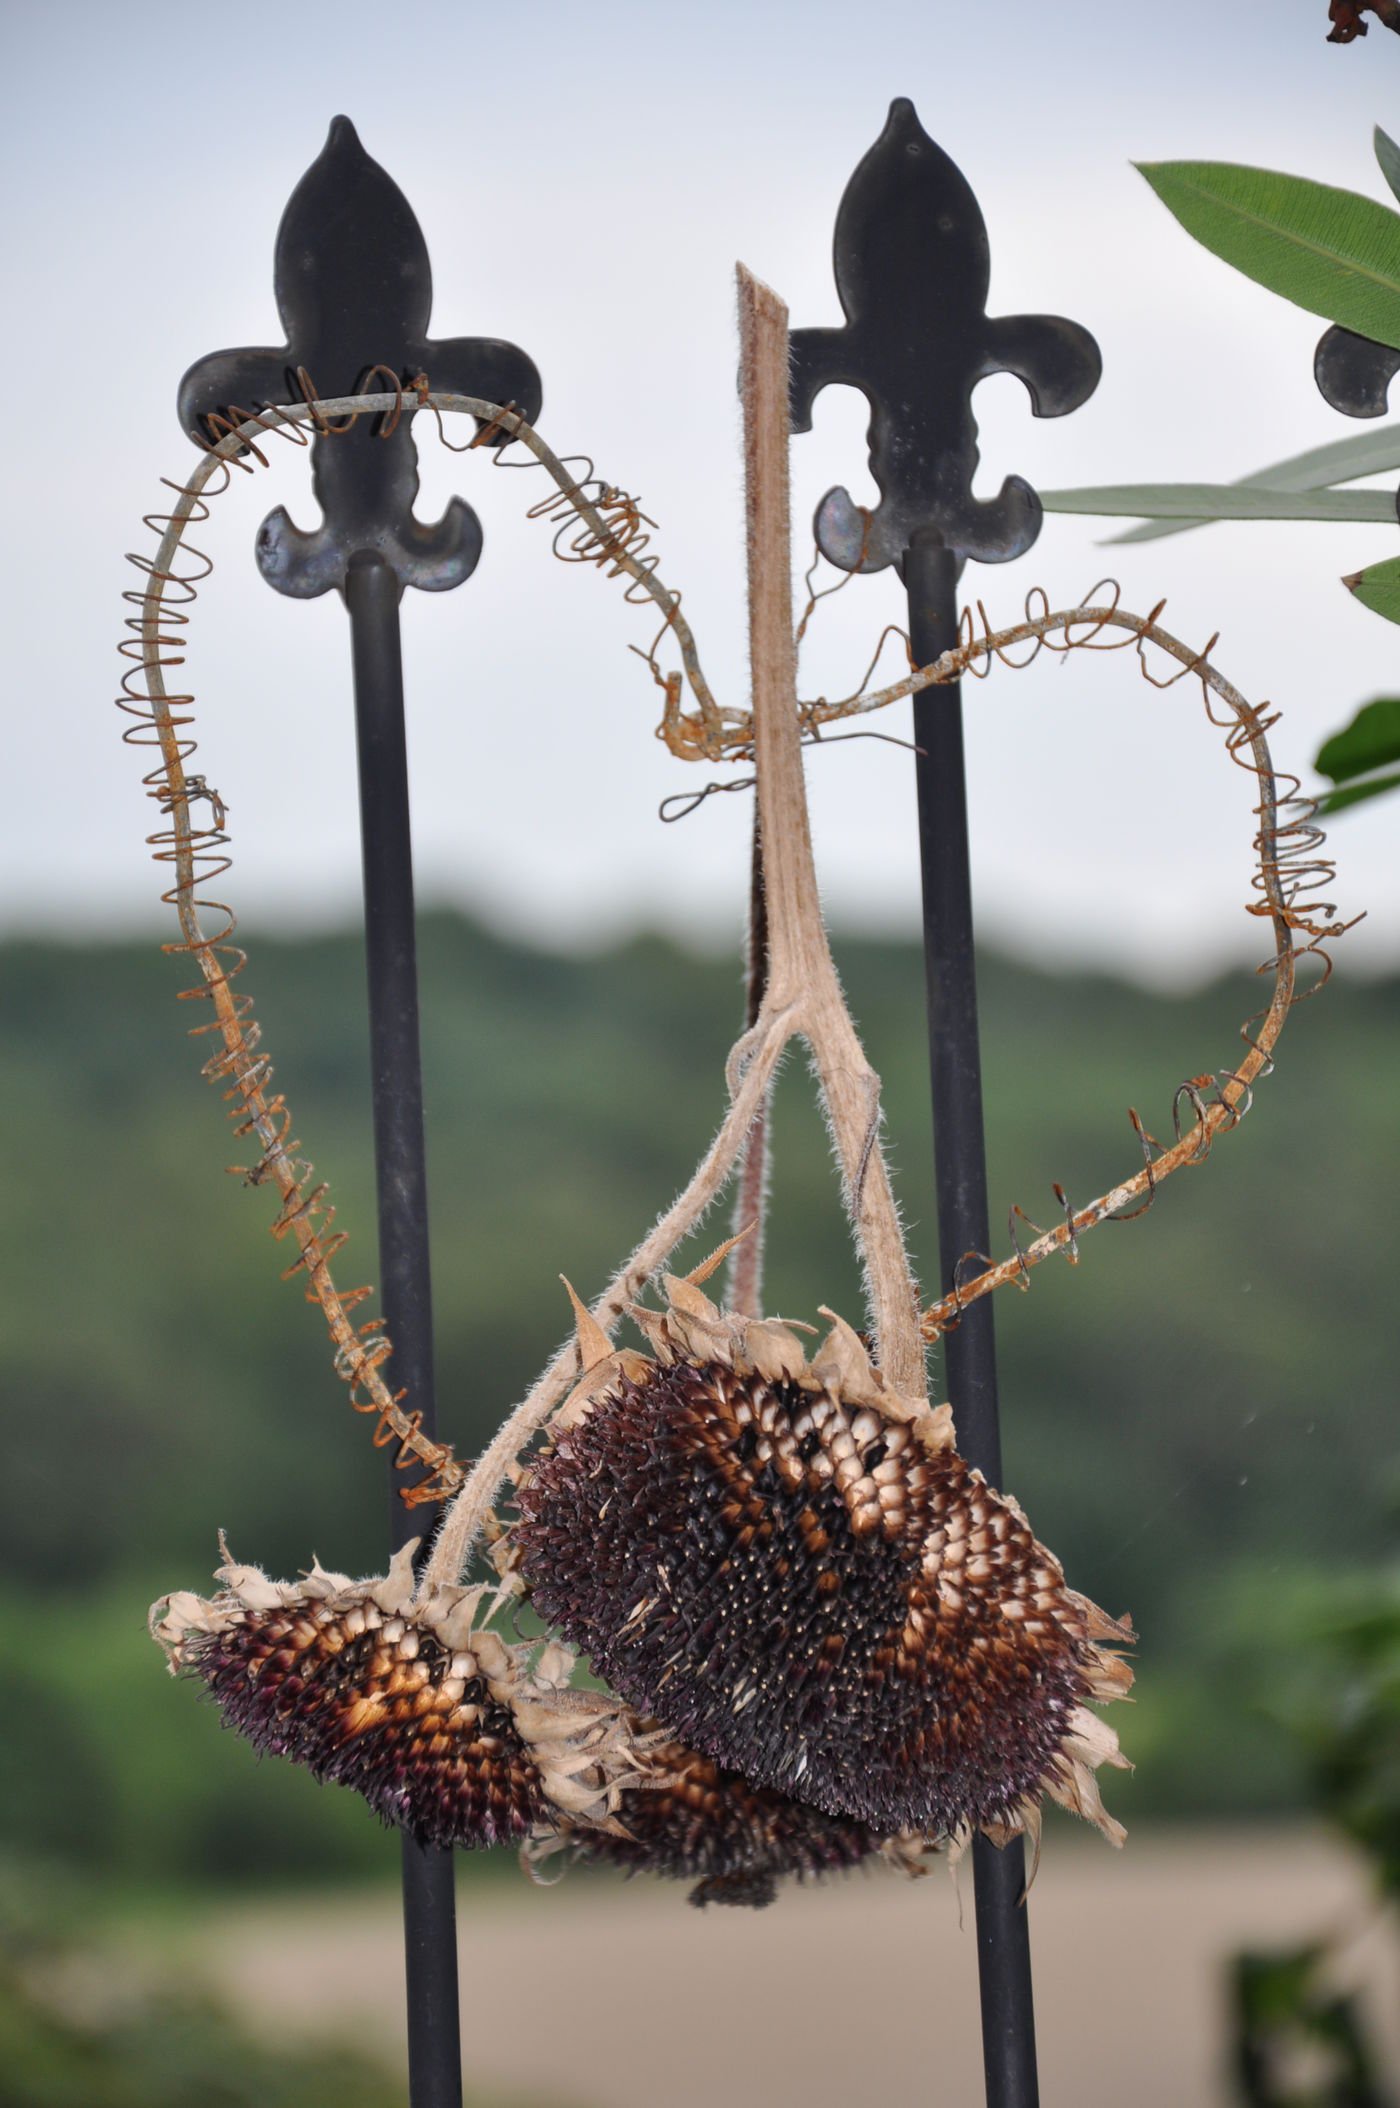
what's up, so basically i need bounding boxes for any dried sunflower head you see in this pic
[508,1278,1133,1847]
[150,1540,651,1850]
[545,1732,936,1909]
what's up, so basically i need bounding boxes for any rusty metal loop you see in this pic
[1006,1205,1037,1287]
[659,776,757,824]
[1106,1109,1159,1223]
[1051,1183,1080,1263]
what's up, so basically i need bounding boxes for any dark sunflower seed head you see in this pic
[151,1548,651,1851]
[512,1290,1132,1845]
[185,1594,545,1847]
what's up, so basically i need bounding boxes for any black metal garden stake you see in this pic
[790,100,1103,2108]
[178,117,542,2108]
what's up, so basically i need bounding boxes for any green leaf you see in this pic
[1104,424,1400,545]
[1136,160,1400,349]
[1376,126,1400,211]
[1318,768,1400,814]
[1316,696,1400,781]
[1344,554,1400,623]
[1040,482,1397,523]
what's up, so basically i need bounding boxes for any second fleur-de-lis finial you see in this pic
[1314,319,1400,419]
[789,99,1101,575]
[177,117,542,598]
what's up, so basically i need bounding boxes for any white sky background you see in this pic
[5,0,1398,985]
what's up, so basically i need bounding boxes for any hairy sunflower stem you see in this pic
[727,810,771,1318]
[736,265,925,1399]
[422,1018,788,1593]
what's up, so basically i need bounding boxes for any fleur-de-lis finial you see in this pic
[789,99,1101,574]
[177,116,542,598]
[1314,320,1400,419]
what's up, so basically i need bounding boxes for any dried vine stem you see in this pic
[121,420,460,1504]
[915,670,1324,1337]
[119,381,728,1509]
[424,268,925,1594]
[410,383,733,751]
[895,595,1356,1338]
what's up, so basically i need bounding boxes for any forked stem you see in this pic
[735,265,924,1398]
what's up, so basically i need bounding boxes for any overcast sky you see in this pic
[6,0,1398,984]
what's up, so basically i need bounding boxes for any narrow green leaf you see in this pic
[1318,768,1400,814]
[1344,554,1400,623]
[1315,696,1400,782]
[1136,161,1400,350]
[1105,424,1400,545]
[1040,482,1397,523]
[1376,126,1400,211]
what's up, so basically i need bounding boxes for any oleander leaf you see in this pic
[1136,161,1400,349]
[1040,483,1397,524]
[1316,697,1400,782]
[1375,126,1400,211]
[1343,555,1400,625]
[1102,424,1400,545]
[1317,769,1400,815]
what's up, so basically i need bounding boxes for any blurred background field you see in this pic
[10,0,1400,2095]
[2,915,1396,2103]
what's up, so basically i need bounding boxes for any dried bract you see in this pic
[150,1543,649,1849]
[511,1280,1133,1845]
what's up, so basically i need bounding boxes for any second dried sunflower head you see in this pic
[151,1540,652,1850]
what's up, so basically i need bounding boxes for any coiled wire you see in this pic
[117,375,739,1504]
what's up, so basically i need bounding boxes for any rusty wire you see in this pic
[120,382,1356,1480]
[117,377,472,1505]
[408,377,734,757]
[881,583,1362,1342]
[117,375,766,1503]
[642,533,1358,1335]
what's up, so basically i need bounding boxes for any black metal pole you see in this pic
[906,530,1039,2108]
[346,550,463,2108]
[177,118,544,2108]
[788,93,1101,2108]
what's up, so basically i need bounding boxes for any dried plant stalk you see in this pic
[735,267,923,1396]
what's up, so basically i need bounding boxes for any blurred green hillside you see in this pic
[1,914,1393,1891]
